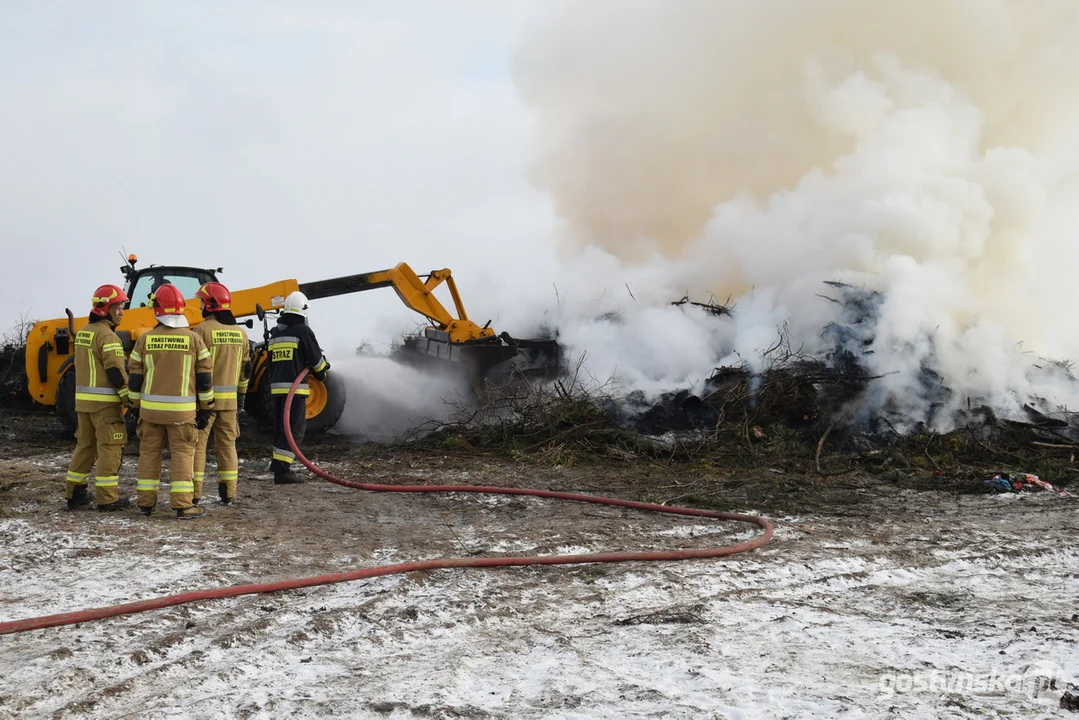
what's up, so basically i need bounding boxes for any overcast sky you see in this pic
[0,0,561,357]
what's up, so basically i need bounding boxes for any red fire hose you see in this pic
[0,370,773,636]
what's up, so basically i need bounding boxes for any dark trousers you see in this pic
[271,395,306,475]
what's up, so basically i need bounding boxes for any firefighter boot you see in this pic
[273,467,305,484]
[176,505,208,520]
[94,480,130,511]
[218,482,234,506]
[66,483,94,511]
[96,490,130,511]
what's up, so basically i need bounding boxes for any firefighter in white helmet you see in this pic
[266,291,330,483]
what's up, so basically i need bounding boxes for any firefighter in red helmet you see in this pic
[63,284,133,511]
[127,284,216,519]
[191,281,251,506]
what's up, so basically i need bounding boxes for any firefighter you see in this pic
[191,281,252,506]
[127,283,216,519]
[63,284,133,511]
[267,290,329,484]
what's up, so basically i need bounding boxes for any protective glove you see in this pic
[313,362,330,383]
[195,409,213,430]
[120,395,135,410]
[126,407,139,424]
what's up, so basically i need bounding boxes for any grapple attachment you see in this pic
[394,328,564,386]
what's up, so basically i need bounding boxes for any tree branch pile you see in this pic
[404,361,673,463]
[0,317,34,410]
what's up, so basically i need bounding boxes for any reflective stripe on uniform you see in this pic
[130,350,142,363]
[198,348,211,360]
[182,355,192,398]
[76,385,118,395]
[75,393,120,403]
[141,401,197,412]
[268,336,300,347]
[313,357,328,372]
[76,386,120,403]
[272,447,295,464]
[66,470,89,484]
[214,385,237,394]
[129,391,142,400]
[144,355,156,393]
[101,343,123,352]
[141,393,196,403]
[193,471,204,481]
[198,390,215,403]
[137,479,160,491]
[140,394,197,412]
[271,382,309,396]
[94,475,119,488]
[219,470,238,479]
[170,481,195,493]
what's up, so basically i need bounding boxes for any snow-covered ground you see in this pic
[1,486,1076,719]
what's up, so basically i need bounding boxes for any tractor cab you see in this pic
[119,254,222,309]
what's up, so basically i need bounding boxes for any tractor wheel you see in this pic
[55,368,77,438]
[305,371,346,434]
[256,370,346,435]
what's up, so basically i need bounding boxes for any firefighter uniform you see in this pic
[192,311,251,505]
[64,287,132,511]
[267,291,329,483]
[128,285,215,518]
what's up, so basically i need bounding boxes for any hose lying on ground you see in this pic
[0,370,774,636]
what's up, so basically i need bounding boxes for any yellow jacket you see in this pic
[73,317,129,412]
[191,315,251,411]
[128,325,214,424]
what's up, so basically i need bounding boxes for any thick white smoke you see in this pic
[334,354,472,440]
[507,0,1079,430]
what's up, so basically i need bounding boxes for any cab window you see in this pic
[129,272,214,308]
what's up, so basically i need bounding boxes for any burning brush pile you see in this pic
[617,281,1079,448]
[416,282,1079,486]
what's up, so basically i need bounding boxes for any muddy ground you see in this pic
[0,407,1076,719]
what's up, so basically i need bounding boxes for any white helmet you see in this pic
[283,291,309,317]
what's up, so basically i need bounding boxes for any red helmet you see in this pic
[90,284,129,317]
[195,281,232,311]
[150,283,186,317]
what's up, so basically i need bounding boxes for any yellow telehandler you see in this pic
[24,254,561,436]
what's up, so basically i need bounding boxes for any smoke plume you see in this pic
[335,355,471,441]
[510,0,1079,430]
